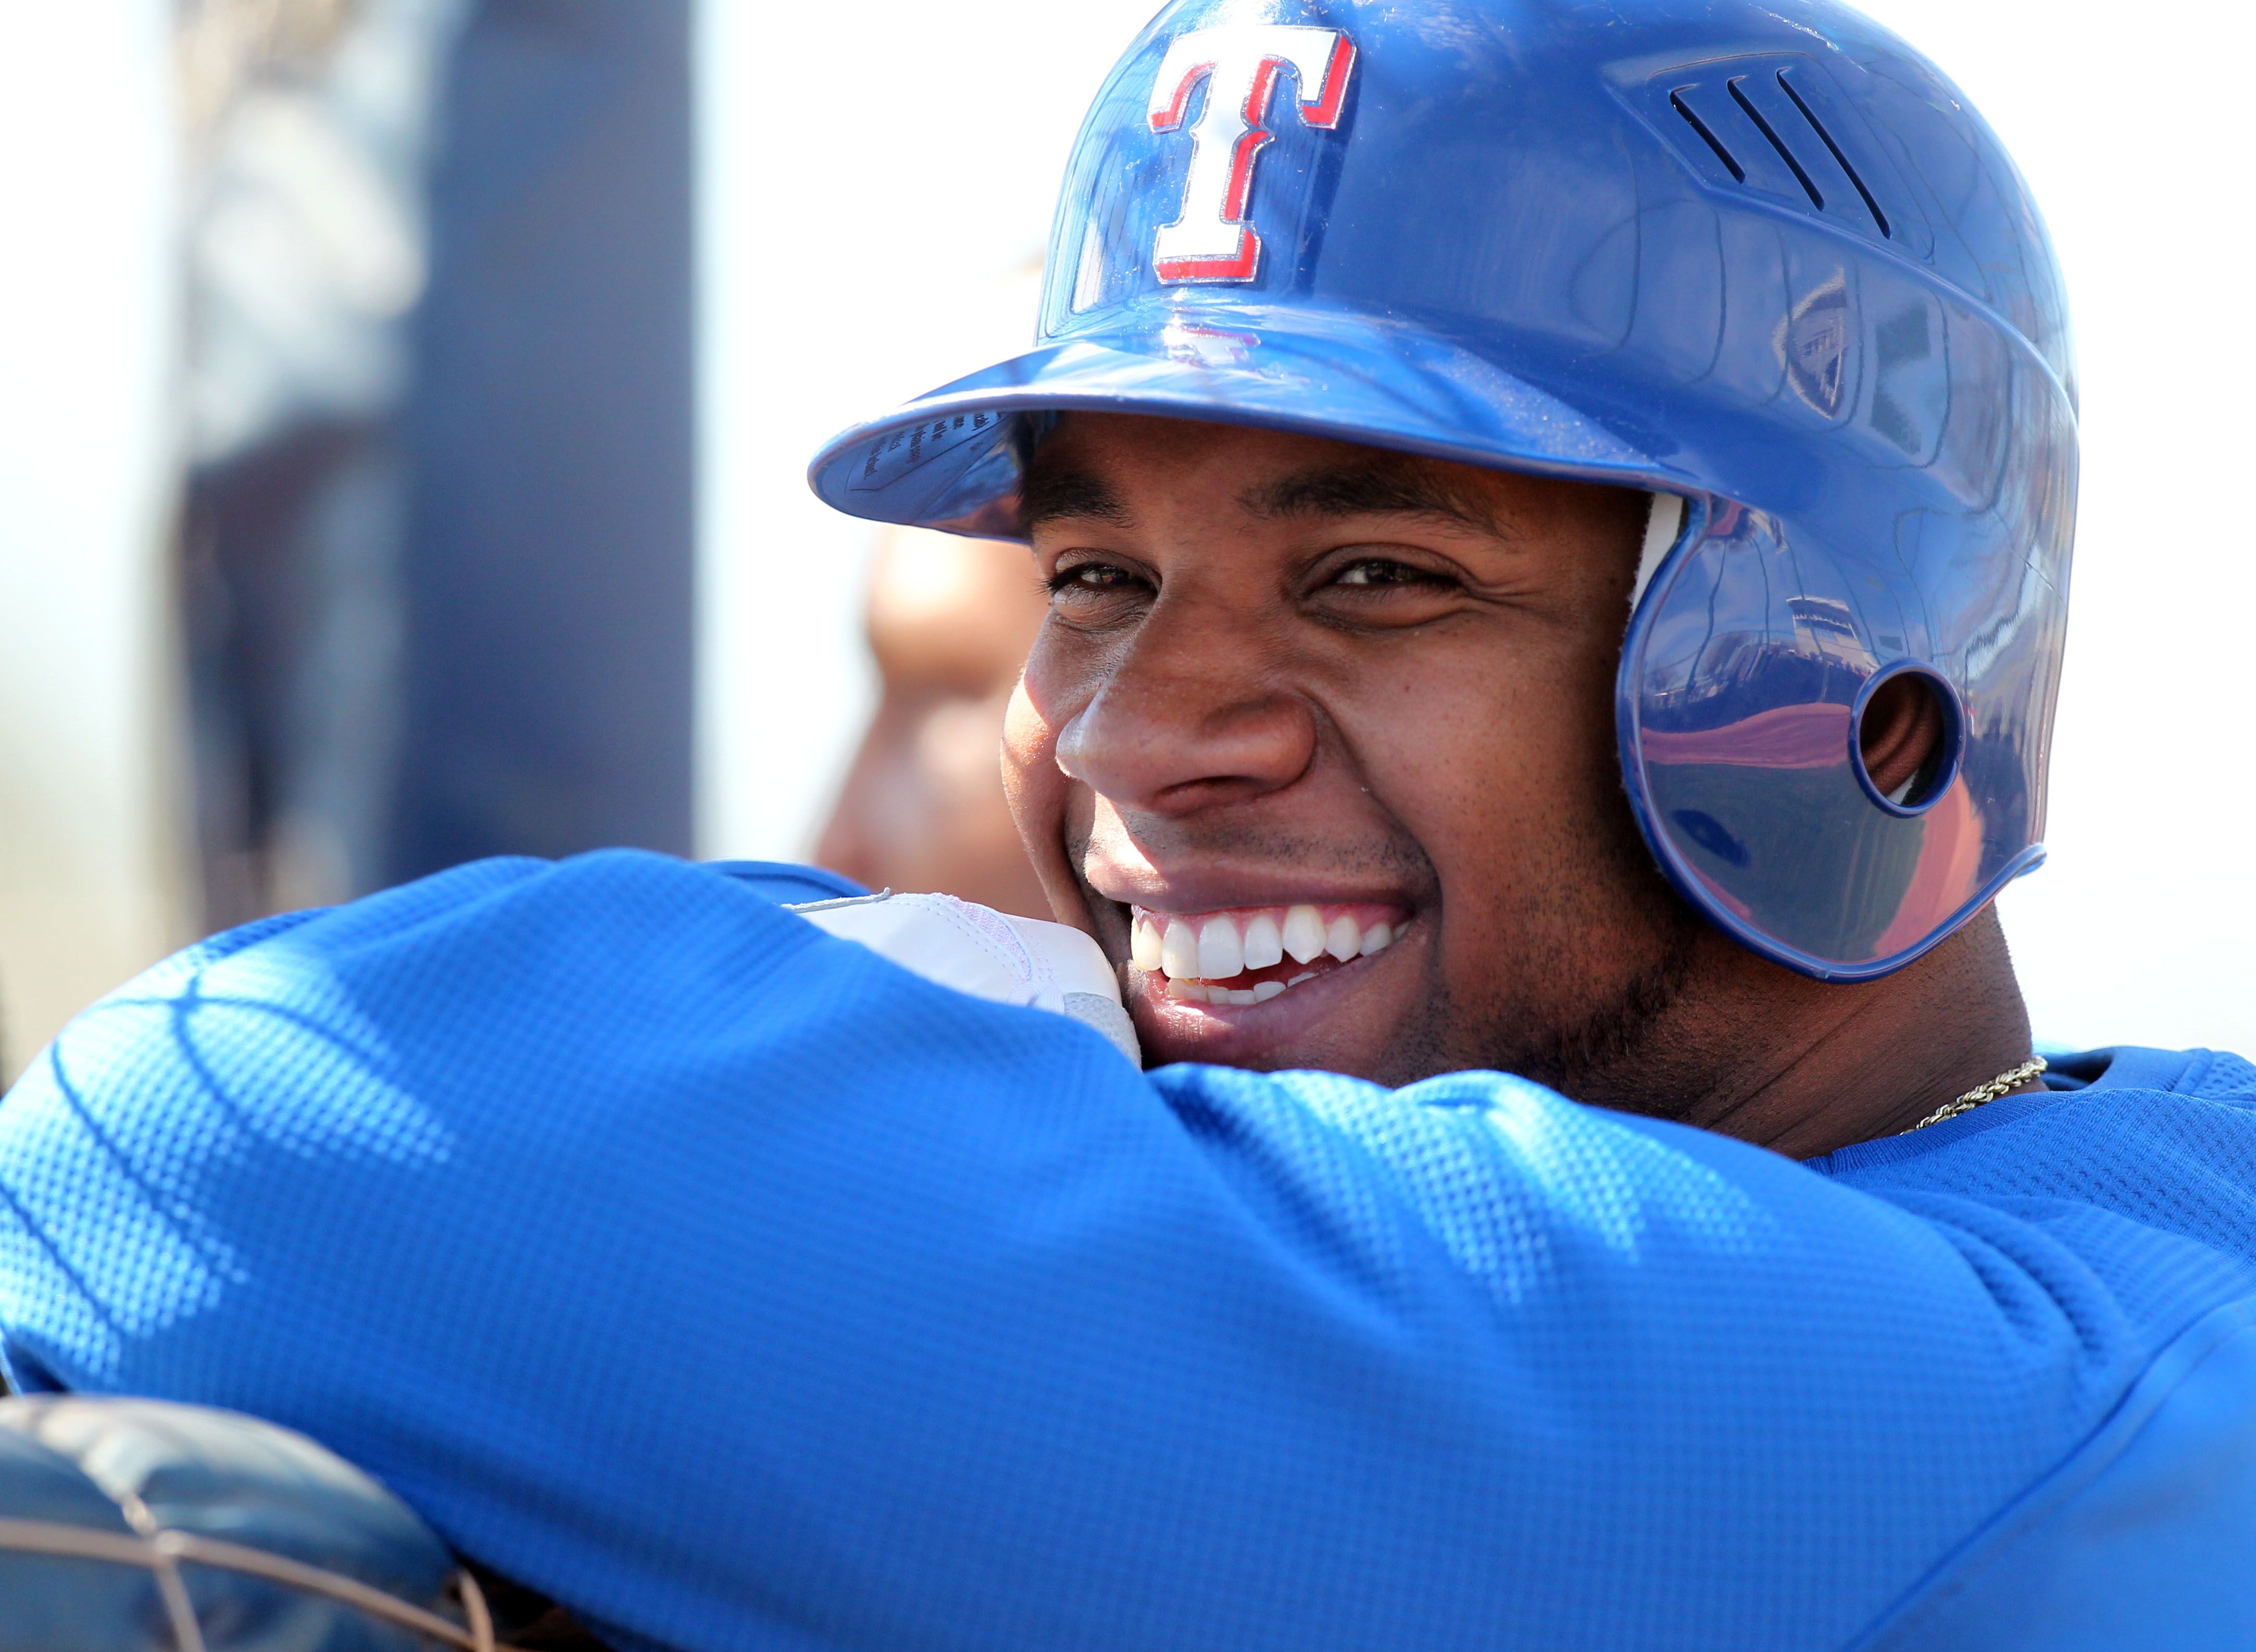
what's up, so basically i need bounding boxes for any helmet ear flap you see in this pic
[1618,502,2024,982]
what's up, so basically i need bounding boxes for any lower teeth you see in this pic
[1165,970,1324,1006]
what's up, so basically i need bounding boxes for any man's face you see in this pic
[1004,413,1702,1088]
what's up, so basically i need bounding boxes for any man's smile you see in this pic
[1127,900,1411,1004]
[1080,872,1426,1067]
[1113,904,1423,1061]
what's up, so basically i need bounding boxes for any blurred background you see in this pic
[0,0,2247,1080]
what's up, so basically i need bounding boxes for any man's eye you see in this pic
[1050,562,1143,594]
[1333,559,1443,587]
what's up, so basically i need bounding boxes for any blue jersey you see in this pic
[0,850,2250,1650]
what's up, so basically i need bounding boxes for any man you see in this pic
[814,527,1051,917]
[2,3,2252,1651]
[989,415,2019,1150]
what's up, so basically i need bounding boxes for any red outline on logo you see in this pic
[1155,233,1262,283]
[1220,58,1283,220]
[1148,60,1215,132]
[1151,31,1358,285]
[1300,36,1357,128]
[1155,56,1283,282]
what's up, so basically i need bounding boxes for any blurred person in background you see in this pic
[177,0,696,933]
[814,528,1050,917]
[177,0,468,925]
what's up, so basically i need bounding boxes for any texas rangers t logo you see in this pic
[1146,24,1357,284]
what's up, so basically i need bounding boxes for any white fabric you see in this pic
[1631,492,1686,612]
[791,892,1139,1066]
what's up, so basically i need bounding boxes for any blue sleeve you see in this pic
[0,849,2245,1651]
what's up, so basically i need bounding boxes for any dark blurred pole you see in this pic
[388,0,695,880]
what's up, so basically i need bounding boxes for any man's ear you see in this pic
[1859,672,1947,802]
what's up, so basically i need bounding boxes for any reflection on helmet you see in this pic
[807,0,2076,980]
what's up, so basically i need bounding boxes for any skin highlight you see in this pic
[1001,413,2038,1159]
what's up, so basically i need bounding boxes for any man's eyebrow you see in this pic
[1018,462,1133,531]
[1239,461,1505,536]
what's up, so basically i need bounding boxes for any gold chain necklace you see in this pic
[1908,1056,2048,1132]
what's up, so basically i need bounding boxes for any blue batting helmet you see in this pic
[807,0,2076,981]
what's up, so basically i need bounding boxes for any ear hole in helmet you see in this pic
[1852,664,1962,813]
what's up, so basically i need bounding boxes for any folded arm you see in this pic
[0,851,2181,1651]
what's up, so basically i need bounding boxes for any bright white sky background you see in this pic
[700,0,2256,1056]
[1852,0,2256,1055]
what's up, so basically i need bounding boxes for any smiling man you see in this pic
[997,414,2025,1154]
[4,2,2256,1650]
[1019,420,1671,1087]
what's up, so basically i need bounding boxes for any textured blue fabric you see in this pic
[701,861,869,904]
[0,849,2250,1651]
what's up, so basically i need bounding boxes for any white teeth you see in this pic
[1144,905,1406,1006]
[1161,919,1200,980]
[1197,915,1244,980]
[1240,912,1283,971]
[1282,905,1326,965]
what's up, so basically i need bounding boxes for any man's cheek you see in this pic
[1354,714,1582,990]
[1002,678,1094,925]
[1000,679,1048,795]
[1349,708,1533,875]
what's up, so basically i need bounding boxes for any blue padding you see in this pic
[0,1396,467,1651]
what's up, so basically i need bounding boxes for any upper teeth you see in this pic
[1153,919,1194,977]
[1242,911,1283,970]
[1128,904,1407,985]
[1197,916,1243,980]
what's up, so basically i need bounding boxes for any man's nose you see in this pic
[1053,602,1317,815]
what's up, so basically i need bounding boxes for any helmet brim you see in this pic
[807,302,1693,539]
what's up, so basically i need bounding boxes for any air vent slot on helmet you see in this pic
[1668,90,1744,182]
[1773,70,1890,238]
[1649,56,1895,243]
[1727,74,1826,212]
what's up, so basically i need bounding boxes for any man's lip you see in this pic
[1124,899,1412,1009]
[1122,920,1417,1061]
[1124,899,1411,927]
[1086,877,1415,917]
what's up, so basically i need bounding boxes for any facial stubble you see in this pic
[1384,786,1707,1102]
